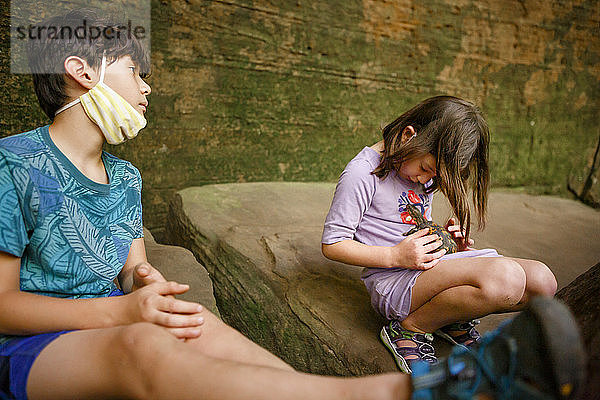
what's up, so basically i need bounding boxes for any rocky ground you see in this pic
[160,182,599,379]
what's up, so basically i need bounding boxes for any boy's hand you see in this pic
[445,218,474,251]
[390,228,447,270]
[131,261,167,292]
[125,280,205,339]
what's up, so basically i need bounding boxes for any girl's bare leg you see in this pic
[402,257,526,332]
[509,257,557,304]
[27,323,411,400]
[402,256,556,333]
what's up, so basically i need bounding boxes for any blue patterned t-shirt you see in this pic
[0,125,143,304]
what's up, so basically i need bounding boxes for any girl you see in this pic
[321,96,558,373]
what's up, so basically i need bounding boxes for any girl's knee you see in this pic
[480,258,526,308]
[525,260,557,296]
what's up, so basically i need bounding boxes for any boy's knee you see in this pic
[481,259,526,308]
[193,309,231,342]
[114,323,177,398]
[119,322,173,349]
[185,309,245,354]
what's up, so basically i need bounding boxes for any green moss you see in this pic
[2,0,598,230]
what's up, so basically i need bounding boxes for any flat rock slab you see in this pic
[144,228,220,317]
[165,183,599,375]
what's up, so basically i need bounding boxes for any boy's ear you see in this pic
[400,125,417,144]
[63,56,97,90]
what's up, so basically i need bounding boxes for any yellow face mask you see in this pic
[54,55,147,145]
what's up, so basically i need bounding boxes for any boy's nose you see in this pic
[141,81,151,95]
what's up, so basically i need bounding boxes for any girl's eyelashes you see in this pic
[420,162,435,174]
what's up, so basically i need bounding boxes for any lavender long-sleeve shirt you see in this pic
[322,146,433,249]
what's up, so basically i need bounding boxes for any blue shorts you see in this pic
[0,289,124,400]
[0,331,71,400]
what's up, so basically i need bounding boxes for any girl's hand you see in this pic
[390,228,447,270]
[123,281,205,339]
[445,218,474,251]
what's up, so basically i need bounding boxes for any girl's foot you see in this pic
[411,297,585,400]
[380,320,437,374]
[435,319,481,347]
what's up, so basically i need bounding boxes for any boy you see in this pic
[0,8,585,400]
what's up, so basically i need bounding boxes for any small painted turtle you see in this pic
[403,204,458,255]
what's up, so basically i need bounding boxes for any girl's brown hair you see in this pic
[373,95,490,240]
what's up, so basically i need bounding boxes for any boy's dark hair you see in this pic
[26,8,150,119]
[373,95,490,241]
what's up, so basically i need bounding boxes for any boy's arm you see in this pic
[0,250,203,338]
[0,250,128,335]
[322,228,447,270]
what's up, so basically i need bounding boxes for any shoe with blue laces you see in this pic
[410,297,585,400]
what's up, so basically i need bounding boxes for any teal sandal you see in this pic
[435,319,481,347]
[380,320,437,374]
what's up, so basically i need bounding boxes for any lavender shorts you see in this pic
[362,248,500,321]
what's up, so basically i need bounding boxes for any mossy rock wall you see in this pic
[1,0,598,233]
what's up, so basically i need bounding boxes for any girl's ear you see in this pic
[400,125,417,144]
[63,56,97,91]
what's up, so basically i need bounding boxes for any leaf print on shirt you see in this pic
[59,197,118,279]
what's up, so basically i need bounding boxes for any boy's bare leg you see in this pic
[27,323,410,400]
[184,309,294,371]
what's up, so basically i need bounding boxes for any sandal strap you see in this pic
[445,319,480,331]
[387,321,437,362]
[449,330,480,345]
[394,339,436,355]
[438,319,481,346]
